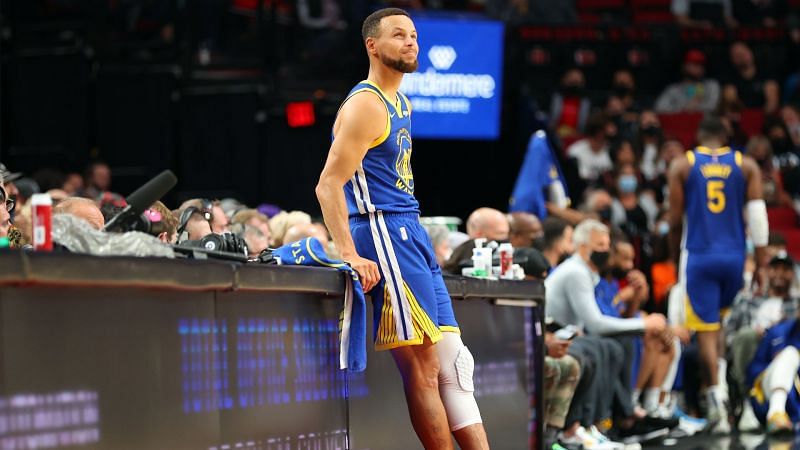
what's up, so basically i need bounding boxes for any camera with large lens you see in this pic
[178,232,248,256]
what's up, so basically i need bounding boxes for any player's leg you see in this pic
[391,337,454,450]
[430,269,489,449]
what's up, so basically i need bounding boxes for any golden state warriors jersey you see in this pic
[683,146,746,254]
[338,80,420,217]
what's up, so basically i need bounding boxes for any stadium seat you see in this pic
[740,109,764,139]
[658,112,703,148]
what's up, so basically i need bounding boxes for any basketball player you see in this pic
[315,8,489,450]
[667,117,768,433]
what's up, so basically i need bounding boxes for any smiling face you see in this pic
[365,13,419,74]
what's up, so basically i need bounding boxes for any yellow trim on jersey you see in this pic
[686,151,695,166]
[361,79,403,117]
[750,371,766,404]
[439,326,461,334]
[696,146,731,156]
[398,91,412,115]
[735,151,743,167]
[339,88,391,149]
[374,282,443,351]
[684,294,721,331]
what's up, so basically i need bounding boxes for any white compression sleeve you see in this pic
[747,199,769,247]
[436,332,482,431]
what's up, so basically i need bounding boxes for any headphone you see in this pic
[177,206,213,243]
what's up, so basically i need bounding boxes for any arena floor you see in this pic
[646,433,800,449]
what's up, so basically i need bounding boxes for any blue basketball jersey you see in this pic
[683,146,746,254]
[337,80,420,217]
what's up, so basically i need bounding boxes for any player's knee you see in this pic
[777,346,800,367]
[436,332,482,431]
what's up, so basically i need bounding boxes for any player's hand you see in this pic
[627,270,647,289]
[672,325,691,345]
[643,313,667,333]
[618,286,636,303]
[347,255,381,292]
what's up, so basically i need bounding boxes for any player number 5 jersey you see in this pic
[683,146,746,254]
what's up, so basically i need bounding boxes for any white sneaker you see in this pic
[588,425,625,450]
[738,401,761,433]
[557,426,617,450]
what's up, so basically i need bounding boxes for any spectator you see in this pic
[549,68,592,139]
[175,206,213,242]
[722,41,780,114]
[13,178,39,207]
[80,162,111,200]
[180,199,229,234]
[540,217,574,268]
[0,163,22,200]
[231,208,272,245]
[733,0,787,27]
[241,225,270,258]
[583,189,614,226]
[727,251,798,432]
[567,113,614,182]
[424,224,452,267]
[746,135,792,207]
[508,211,543,249]
[444,207,509,274]
[147,201,179,244]
[546,219,669,446]
[269,210,312,247]
[672,0,737,28]
[655,49,720,114]
[635,111,665,181]
[746,313,800,435]
[526,0,577,24]
[611,164,659,238]
[283,222,330,246]
[542,330,581,448]
[61,172,83,195]
[0,183,11,239]
[53,197,105,230]
[612,69,640,115]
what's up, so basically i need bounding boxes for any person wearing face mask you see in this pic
[596,238,680,425]
[655,49,720,114]
[722,41,780,114]
[610,164,658,239]
[508,211,543,249]
[546,220,671,446]
[635,111,665,181]
[550,68,591,139]
[540,217,574,270]
[725,251,799,433]
[745,135,792,207]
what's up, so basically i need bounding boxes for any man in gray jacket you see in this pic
[546,219,669,446]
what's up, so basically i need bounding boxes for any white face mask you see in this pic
[442,248,453,262]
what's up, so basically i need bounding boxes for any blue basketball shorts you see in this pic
[681,250,744,331]
[350,212,459,351]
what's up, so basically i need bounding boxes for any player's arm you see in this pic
[315,93,386,292]
[742,155,769,288]
[667,155,689,266]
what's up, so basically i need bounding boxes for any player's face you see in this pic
[374,15,418,73]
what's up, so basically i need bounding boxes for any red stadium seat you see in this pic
[740,109,765,138]
[658,112,704,149]
[768,206,797,229]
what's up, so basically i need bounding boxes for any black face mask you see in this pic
[613,84,633,98]
[590,250,610,270]
[641,125,662,137]
[611,267,629,280]
[771,138,790,155]
[597,207,612,222]
[561,85,584,97]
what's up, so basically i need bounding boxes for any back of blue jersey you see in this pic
[683,146,746,254]
[336,80,420,217]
